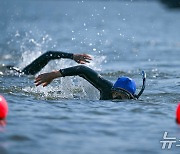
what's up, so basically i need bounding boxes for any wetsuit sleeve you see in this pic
[60,65,113,93]
[22,51,73,75]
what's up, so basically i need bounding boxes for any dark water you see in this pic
[1,0,180,154]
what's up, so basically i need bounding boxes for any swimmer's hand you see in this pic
[34,71,62,87]
[73,54,92,64]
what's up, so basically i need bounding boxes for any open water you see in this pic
[0,0,180,154]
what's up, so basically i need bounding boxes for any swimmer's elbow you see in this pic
[76,65,90,73]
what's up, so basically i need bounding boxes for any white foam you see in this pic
[19,35,106,100]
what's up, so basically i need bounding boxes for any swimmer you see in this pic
[6,51,92,75]
[34,65,146,100]
[5,50,146,100]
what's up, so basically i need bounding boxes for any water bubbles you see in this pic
[15,31,20,37]
[72,30,74,33]
[28,39,33,43]
[83,23,86,26]
[72,37,76,41]
[29,39,41,47]
[103,6,106,10]
[42,34,49,41]
[93,48,96,51]
[42,37,46,41]
[89,43,93,46]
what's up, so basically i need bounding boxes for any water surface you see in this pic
[0,0,180,154]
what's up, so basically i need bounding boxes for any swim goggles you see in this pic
[111,71,146,99]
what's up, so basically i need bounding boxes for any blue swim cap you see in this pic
[113,77,136,95]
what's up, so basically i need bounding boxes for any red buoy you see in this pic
[0,95,8,119]
[176,103,180,124]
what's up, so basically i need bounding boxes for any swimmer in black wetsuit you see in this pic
[7,51,92,75]
[34,64,146,100]
[6,51,146,100]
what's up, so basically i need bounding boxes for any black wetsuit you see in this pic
[60,65,113,100]
[22,51,73,75]
[19,51,113,100]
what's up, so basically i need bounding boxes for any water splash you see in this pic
[17,32,105,100]
[21,54,103,100]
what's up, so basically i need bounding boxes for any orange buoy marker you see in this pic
[176,103,180,124]
[0,95,8,119]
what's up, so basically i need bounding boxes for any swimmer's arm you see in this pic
[60,65,113,91]
[44,51,92,63]
[45,51,92,64]
[35,70,62,87]
[35,66,113,91]
[47,51,92,64]
[22,51,92,75]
